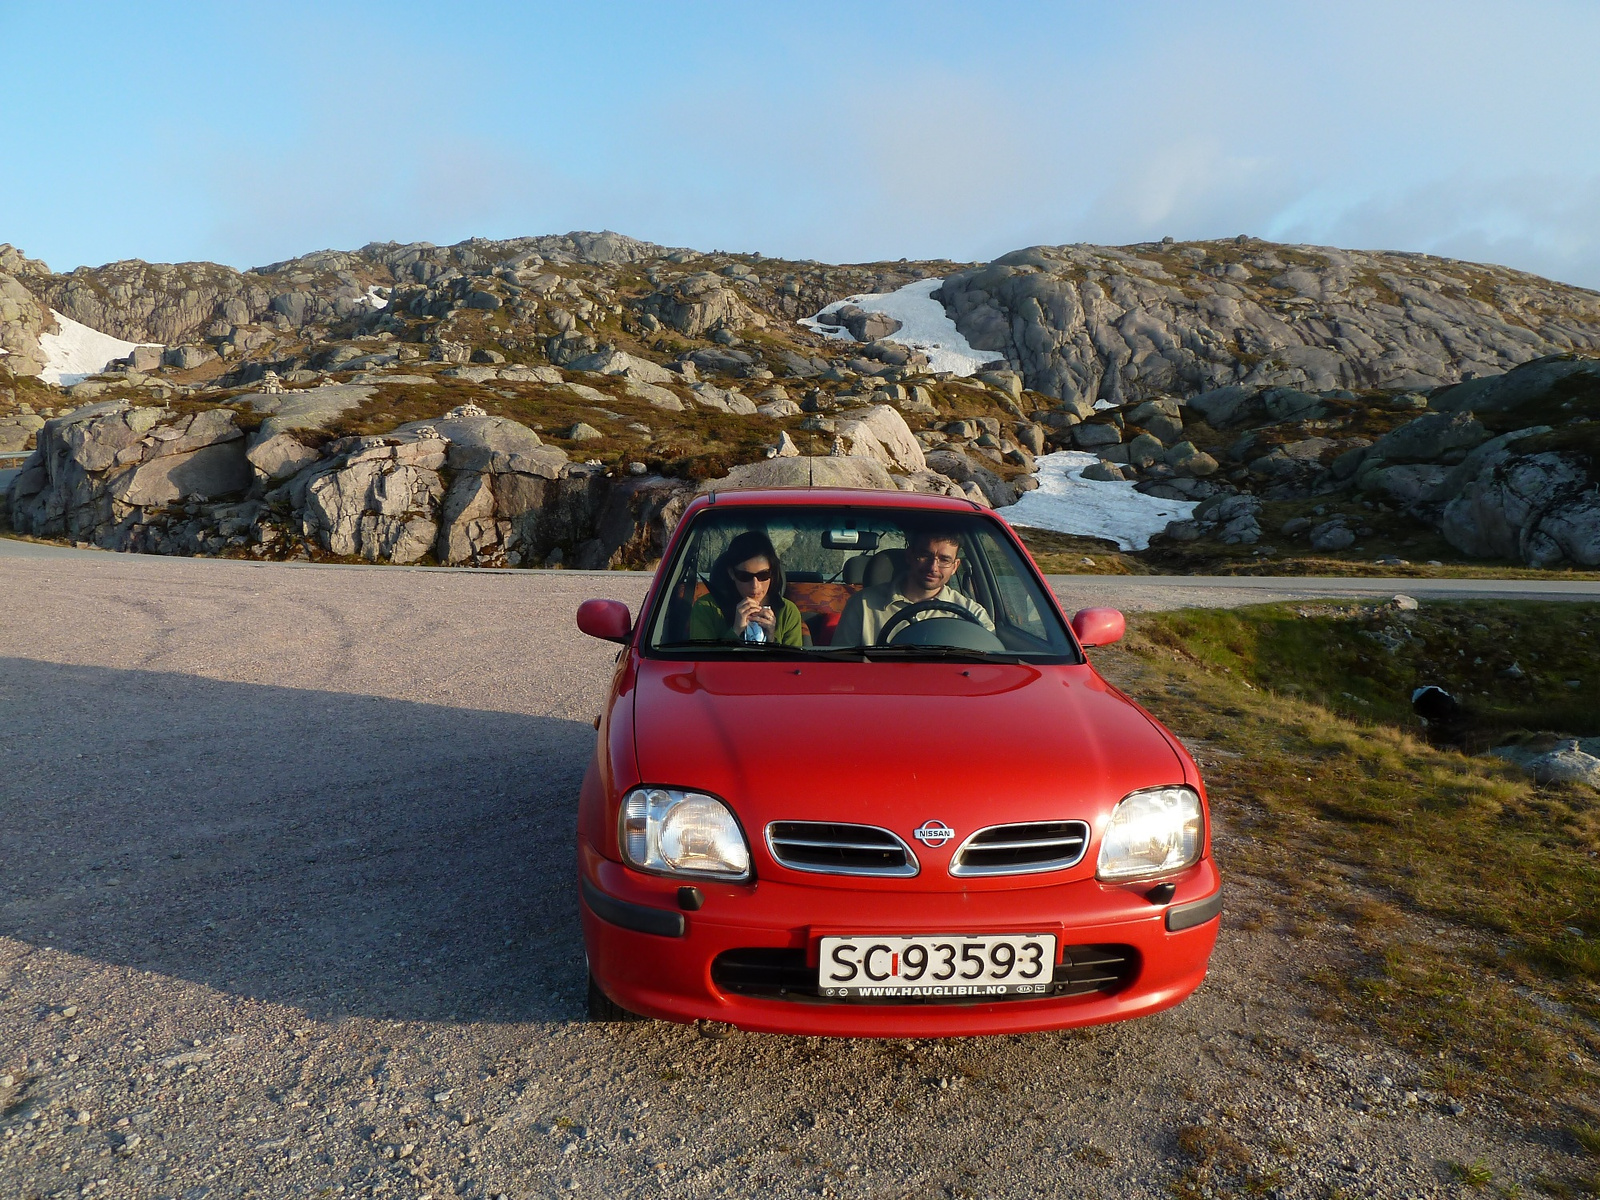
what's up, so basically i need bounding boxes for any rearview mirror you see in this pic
[577,598,633,643]
[823,529,879,551]
[1071,607,1125,648]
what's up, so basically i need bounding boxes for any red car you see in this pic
[575,488,1221,1036]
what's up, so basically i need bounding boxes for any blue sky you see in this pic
[3,1,1599,288]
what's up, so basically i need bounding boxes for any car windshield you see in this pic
[643,505,1079,662]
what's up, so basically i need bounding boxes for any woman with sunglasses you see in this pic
[689,529,805,646]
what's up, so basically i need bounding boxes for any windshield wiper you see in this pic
[654,642,860,659]
[854,645,1029,664]
[651,642,1033,664]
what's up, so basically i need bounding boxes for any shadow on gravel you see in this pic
[0,657,592,1023]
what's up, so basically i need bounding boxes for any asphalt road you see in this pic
[8,533,1600,611]
[0,549,1581,1198]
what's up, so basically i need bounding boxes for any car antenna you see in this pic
[708,488,717,505]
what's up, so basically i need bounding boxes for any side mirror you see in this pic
[577,598,633,644]
[1071,607,1125,648]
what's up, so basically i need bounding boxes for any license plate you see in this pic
[818,934,1057,999]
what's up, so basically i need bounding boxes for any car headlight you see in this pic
[1096,786,1204,881]
[620,787,751,880]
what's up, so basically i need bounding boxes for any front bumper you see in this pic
[578,842,1221,1037]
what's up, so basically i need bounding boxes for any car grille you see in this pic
[711,948,815,998]
[948,821,1090,877]
[765,822,920,877]
[1052,944,1138,995]
[711,944,1137,1003]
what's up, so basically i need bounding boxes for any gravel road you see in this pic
[0,553,1582,1198]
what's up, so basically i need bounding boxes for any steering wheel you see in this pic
[879,599,986,645]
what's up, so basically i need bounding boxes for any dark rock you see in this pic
[1126,431,1166,466]
[643,275,755,337]
[923,448,1017,507]
[1430,355,1600,414]
[1072,423,1122,449]
[1168,446,1218,476]
[1440,451,1600,565]
[1330,440,1374,480]
[1081,462,1127,482]
[777,350,828,378]
[1368,410,1489,463]
[1188,386,1256,428]
[977,370,1023,399]
[1015,423,1046,455]
[1310,520,1355,551]
[1361,463,1449,506]
[686,347,756,376]
[246,431,319,481]
[830,305,902,343]
[1426,426,1553,503]
[1259,387,1327,424]
[1528,741,1600,787]
[162,344,216,371]
[1163,519,1203,541]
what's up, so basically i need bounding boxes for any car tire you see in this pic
[586,971,644,1023]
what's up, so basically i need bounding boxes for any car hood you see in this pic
[632,658,1185,864]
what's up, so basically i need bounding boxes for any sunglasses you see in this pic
[732,568,773,583]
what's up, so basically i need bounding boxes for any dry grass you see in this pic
[1114,600,1600,1113]
[1013,528,1157,575]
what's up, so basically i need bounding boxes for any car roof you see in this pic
[681,487,989,518]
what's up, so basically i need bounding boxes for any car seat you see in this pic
[859,548,907,587]
[664,576,712,643]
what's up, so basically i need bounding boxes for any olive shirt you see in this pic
[832,579,994,647]
[688,594,806,647]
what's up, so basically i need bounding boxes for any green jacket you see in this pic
[688,594,805,647]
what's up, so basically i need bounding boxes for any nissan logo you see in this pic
[913,820,955,847]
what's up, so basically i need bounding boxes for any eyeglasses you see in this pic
[907,551,958,568]
[732,568,772,583]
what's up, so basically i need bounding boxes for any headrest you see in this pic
[864,548,905,587]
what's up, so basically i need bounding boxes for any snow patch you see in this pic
[39,311,161,387]
[799,277,1005,377]
[1004,451,1197,552]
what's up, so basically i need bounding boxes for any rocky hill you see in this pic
[939,239,1600,403]
[2,232,1598,570]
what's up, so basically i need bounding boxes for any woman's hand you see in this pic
[733,597,763,632]
[733,597,774,634]
[750,603,776,634]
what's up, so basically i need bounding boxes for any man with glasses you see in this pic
[833,529,994,647]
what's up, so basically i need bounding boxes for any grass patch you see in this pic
[1014,527,1156,574]
[1113,600,1600,1110]
[1448,1158,1496,1188]
[1133,598,1600,743]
